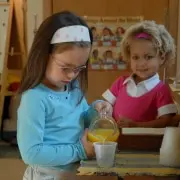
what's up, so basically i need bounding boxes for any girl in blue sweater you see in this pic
[17,11,111,180]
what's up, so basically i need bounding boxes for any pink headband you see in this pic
[135,32,151,39]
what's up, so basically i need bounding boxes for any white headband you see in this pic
[50,25,91,44]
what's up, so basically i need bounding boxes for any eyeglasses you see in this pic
[52,56,87,74]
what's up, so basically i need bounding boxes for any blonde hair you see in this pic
[120,20,176,64]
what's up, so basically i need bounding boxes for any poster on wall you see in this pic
[84,16,143,70]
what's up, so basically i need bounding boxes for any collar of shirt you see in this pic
[123,73,160,92]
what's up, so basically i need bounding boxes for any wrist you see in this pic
[79,140,88,160]
[92,100,104,109]
[135,121,145,127]
[132,121,138,127]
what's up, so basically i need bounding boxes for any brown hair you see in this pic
[18,11,93,100]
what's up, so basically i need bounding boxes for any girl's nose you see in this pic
[137,58,146,66]
[67,71,76,80]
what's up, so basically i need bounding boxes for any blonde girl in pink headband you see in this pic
[102,20,177,128]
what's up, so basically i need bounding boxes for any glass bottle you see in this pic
[88,112,120,142]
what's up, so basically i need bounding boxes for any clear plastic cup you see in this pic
[93,141,117,168]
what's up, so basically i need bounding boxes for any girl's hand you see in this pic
[94,101,113,116]
[81,129,95,159]
[117,117,137,127]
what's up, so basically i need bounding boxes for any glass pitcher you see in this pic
[87,112,120,142]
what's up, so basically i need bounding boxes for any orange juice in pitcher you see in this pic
[88,114,120,143]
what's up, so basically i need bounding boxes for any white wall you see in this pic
[26,0,44,52]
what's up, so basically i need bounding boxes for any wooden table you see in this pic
[76,175,179,179]
[74,176,118,180]
[77,152,180,179]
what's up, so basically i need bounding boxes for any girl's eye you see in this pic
[146,55,153,60]
[132,56,139,60]
[62,68,70,72]
[63,68,68,70]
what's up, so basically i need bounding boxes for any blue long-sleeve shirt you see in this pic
[17,83,98,170]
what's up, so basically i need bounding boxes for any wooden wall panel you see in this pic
[87,70,129,103]
[105,0,143,16]
[176,1,180,79]
[142,0,168,24]
[168,0,179,78]
[53,0,168,24]
[53,0,108,16]
[43,0,52,19]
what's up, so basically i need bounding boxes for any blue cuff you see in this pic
[78,140,88,160]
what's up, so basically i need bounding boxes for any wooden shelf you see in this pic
[0,0,26,129]
[8,69,22,75]
[5,90,15,96]
[0,89,17,96]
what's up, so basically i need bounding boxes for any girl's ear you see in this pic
[160,54,166,65]
[49,53,53,59]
